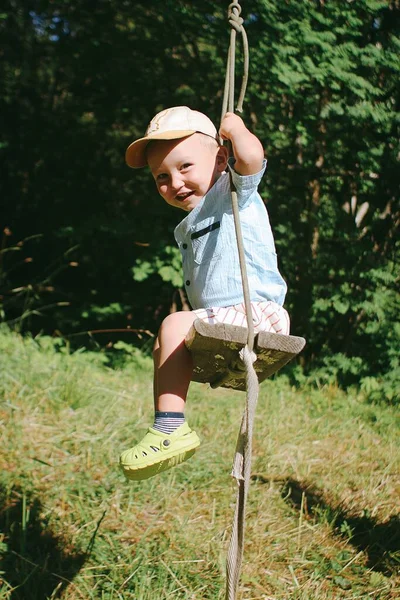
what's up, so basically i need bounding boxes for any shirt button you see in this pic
[186,280,190,286]
[182,243,187,249]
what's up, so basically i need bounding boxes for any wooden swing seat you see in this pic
[185,319,306,391]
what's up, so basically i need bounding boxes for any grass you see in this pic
[0,327,399,599]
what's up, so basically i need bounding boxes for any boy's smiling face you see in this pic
[146,133,228,212]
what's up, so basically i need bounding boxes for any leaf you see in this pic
[332,298,350,315]
[333,576,352,590]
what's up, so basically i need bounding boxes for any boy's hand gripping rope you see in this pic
[221,3,260,600]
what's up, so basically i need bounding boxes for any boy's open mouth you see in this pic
[176,191,193,202]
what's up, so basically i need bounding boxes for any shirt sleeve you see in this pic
[226,158,267,208]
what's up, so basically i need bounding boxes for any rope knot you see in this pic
[239,346,256,365]
[228,2,244,32]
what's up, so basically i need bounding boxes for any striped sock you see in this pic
[153,411,185,434]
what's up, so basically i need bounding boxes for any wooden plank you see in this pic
[254,331,306,385]
[185,320,248,390]
[185,319,306,391]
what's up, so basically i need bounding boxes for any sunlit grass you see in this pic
[0,328,399,599]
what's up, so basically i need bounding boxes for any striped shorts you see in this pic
[193,301,290,335]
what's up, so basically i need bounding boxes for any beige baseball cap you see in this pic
[125,106,218,168]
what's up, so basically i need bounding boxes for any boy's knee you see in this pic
[159,311,196,340]
[153,336,160,357]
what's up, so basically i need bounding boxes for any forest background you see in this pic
[1,0,399,401]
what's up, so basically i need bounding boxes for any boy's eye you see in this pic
[156,173,168,182]
[181,163,192,170]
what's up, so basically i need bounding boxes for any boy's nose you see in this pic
[170,174,184,192]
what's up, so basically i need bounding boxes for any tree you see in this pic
[1,0,399,393]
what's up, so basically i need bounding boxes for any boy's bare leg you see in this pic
[153,311,197,412]
[120,310,200,479]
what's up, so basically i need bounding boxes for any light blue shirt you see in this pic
[174,159,287,309]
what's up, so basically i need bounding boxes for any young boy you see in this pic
[120,106,289,481]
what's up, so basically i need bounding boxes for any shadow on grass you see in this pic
[0,484,101,599]
[252,474,400,576]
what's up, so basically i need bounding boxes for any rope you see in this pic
[221,3,260,599]
[225,347,259,600]
[221,2,250,120]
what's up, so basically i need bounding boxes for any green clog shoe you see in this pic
[120,422,200,481]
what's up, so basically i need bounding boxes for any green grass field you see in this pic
[0,328,399,599]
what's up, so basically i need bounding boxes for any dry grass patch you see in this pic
[0,329,399,599]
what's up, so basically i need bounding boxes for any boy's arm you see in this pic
[219,112,264,176]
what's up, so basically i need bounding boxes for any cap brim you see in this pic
[125,130,196,168]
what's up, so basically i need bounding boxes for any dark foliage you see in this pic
[1,1,399,394]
